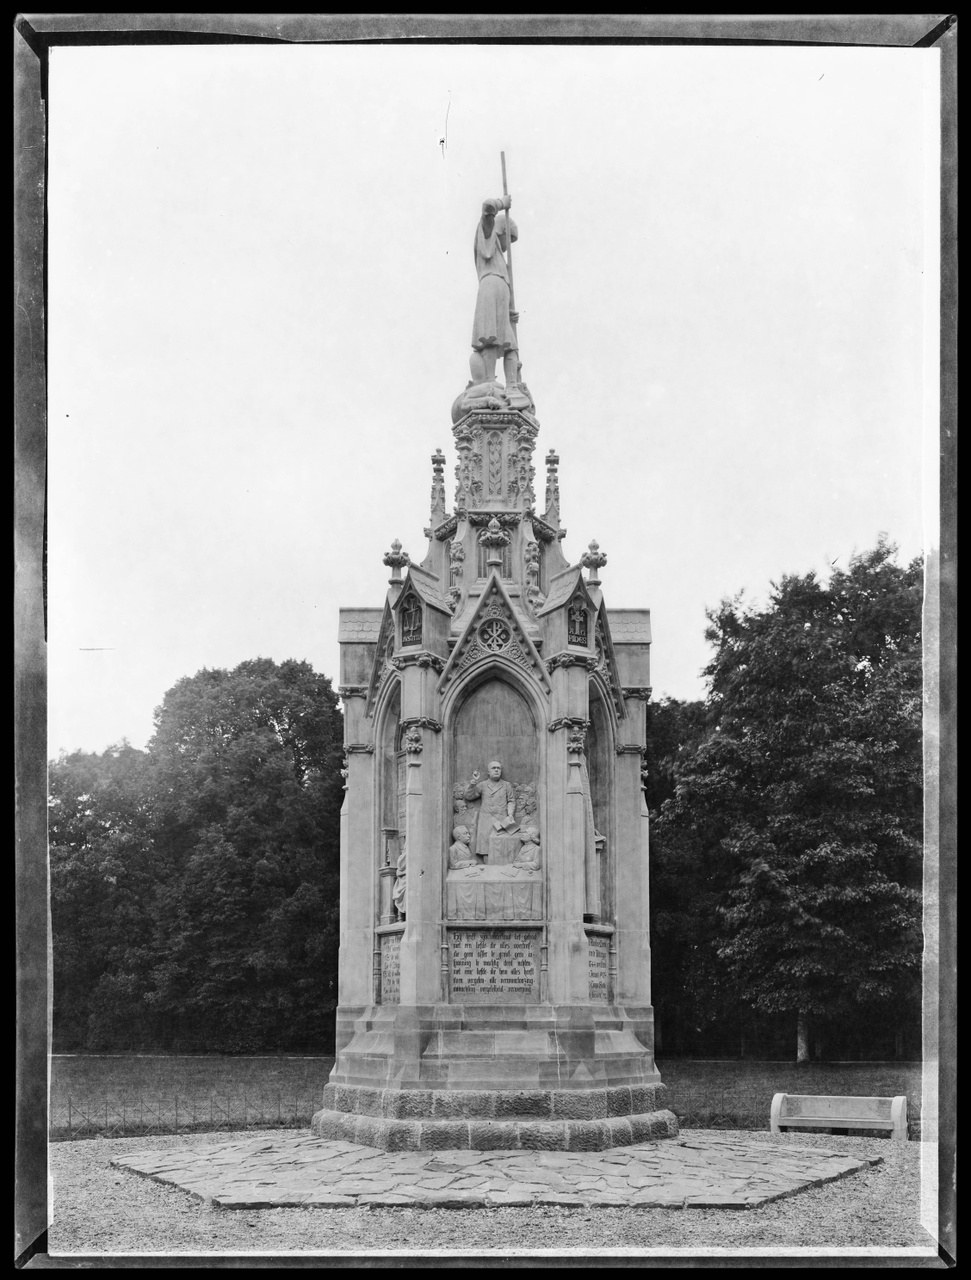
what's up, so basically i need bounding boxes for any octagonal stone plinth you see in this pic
[311,1082,678,1152]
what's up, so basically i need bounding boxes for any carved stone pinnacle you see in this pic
[581,539,608,583]
[383,539,411,582]
[478,516,511,549]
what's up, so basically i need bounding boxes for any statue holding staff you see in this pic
[452,153,534,421]
[471,193,519,389]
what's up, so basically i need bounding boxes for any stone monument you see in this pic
[313,169,677,1151]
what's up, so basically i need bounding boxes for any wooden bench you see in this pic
[770,1093,908,1142]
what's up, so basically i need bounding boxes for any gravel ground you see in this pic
[48,1129,936,1258]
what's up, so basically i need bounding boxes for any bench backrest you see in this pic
[778,1094,896,1121]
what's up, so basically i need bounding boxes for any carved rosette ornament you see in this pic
[445,587,545,688]
[402,726,424,755]
[567,725,588,755]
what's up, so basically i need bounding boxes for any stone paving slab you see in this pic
[112,1132,882,1211]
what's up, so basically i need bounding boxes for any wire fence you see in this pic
[49,1086,922,1142]
[49,1094,321,1142]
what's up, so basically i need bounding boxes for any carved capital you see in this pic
[390,651,446,673]
[416,653,445,672]
[548,716,591,735]
[545,651,598,674]
[621,686,653,701]
[616,744,647,757]
[345,742,376,754]
[338,685,368,700]
[400,716,443,734]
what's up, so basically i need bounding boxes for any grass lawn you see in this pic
[656,1059,923,1136]
[50,1054,923,1141]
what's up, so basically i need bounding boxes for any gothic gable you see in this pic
[365,599,397,717]
[393,565,452,617]
[536,566,598,620]
[592,604,627,720]
[439,572,550,695]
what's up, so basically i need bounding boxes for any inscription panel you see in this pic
[588,934,610,1002]
[380,932,401,1003]
[448,928,539,1003]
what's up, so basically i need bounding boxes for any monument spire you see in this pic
[324,176,667,1154]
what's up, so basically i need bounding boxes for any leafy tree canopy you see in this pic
[49,658,344,1053]
[651,538,923,1058]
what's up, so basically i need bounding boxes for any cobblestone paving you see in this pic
[113,1133,881,1210]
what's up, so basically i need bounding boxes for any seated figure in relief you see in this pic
[502,825,542,878]
[514,825,541,872]
[448,825,480,872]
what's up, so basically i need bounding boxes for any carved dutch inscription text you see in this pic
[449,928,539,1001]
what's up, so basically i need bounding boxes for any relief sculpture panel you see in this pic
[446,759,543,921]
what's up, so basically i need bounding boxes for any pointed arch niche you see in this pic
[586,687,614,924]
[450,675,539,800]
[378,682,403,925]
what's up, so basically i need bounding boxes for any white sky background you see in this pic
[47,43,938,756]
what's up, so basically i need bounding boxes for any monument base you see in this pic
[315,1001,679,1151]
[311,1081,678,1152]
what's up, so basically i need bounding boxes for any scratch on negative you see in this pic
[16,298,33,351]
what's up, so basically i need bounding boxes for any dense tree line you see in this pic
[647,539,924,1061]
[50,541,923,1060]
[49,659,344,1053]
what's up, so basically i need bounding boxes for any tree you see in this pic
[145,658,345,1051]
[48,742,156,1048]
[49,658,345,1053]
[644,699,718,1056]
[654,539,923,1061]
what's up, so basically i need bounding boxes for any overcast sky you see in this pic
[46,43,939,757]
